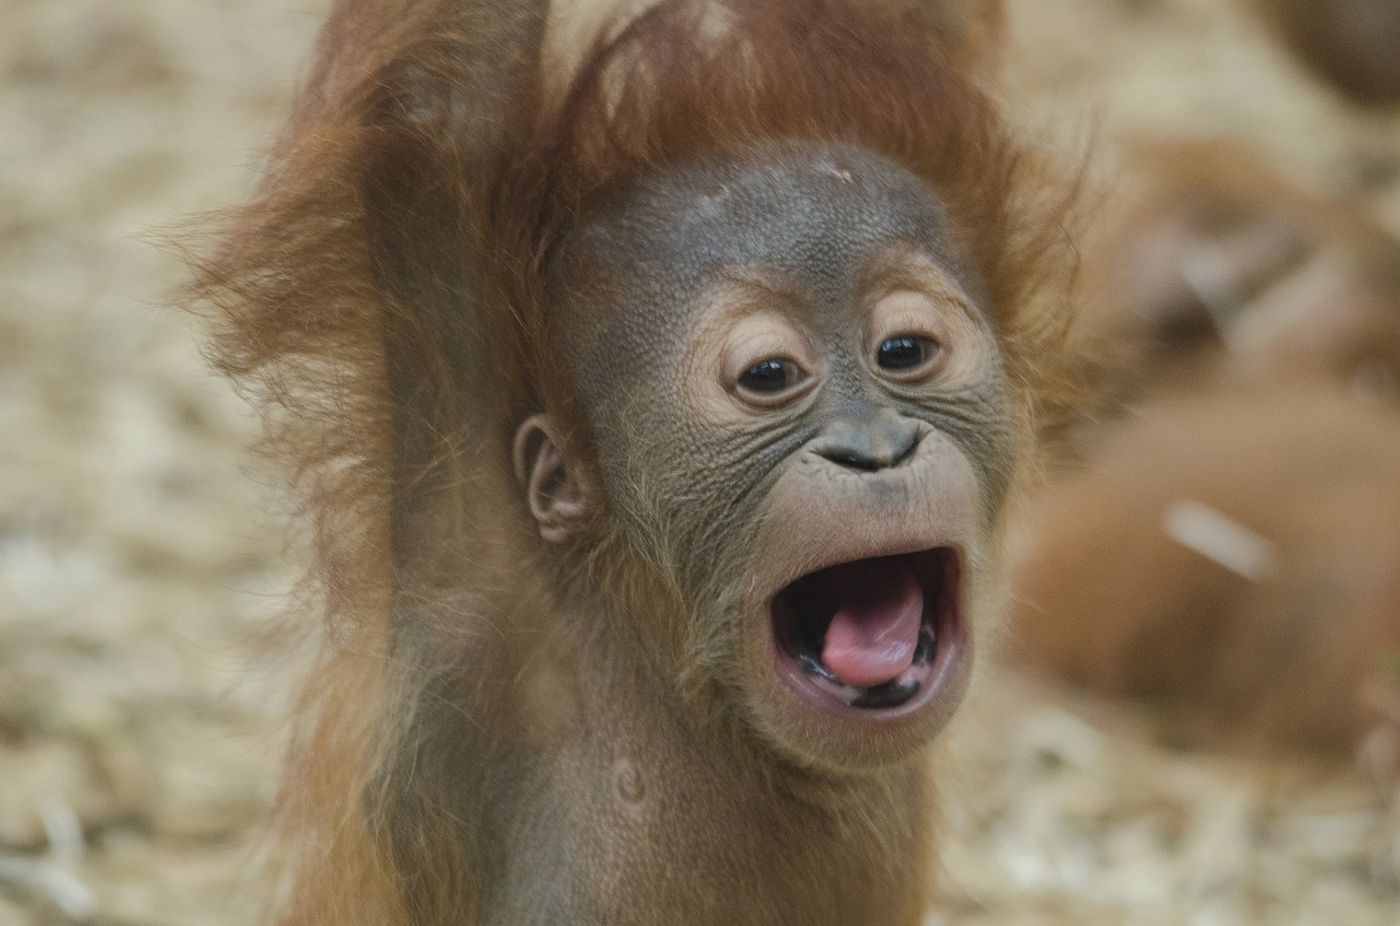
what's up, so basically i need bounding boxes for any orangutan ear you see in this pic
[512,414,593,544]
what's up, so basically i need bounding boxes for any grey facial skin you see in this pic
[551,142,1015,590]
[502,141,1028,922]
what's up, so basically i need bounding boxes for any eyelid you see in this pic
[866,273,979,324]
[870,309,943,344]
[732,359,817,410]
[866,295,948,353]
[723,327,815,385]
[862,288,959,387]
[732,355,810,394]
[725,334,821,410]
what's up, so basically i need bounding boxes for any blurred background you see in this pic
[1,0,1397,923]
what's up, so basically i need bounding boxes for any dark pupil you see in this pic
[740,360,793,393]
[878,336,926,370]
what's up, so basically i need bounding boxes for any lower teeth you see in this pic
[851,679,920,710]
[796,629,936,709]
[913,629,936,665]
[798,651,841,684]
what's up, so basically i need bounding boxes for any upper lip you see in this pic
[763,539,965,611]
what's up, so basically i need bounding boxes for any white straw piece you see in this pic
[1162,499,1277,582]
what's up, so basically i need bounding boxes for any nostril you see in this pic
[818,447,884,472]
[888,427,921,467]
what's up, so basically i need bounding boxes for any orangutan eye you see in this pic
[877,336,931,370]
[739,359,802,393]
[875,335,943,381]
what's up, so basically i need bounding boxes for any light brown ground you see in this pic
[1,1,1397,923]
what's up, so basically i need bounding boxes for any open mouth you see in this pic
[770,548,961,714]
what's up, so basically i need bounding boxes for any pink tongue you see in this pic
[819,560,924,689]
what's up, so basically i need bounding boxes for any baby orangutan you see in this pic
[196,1,1076,923]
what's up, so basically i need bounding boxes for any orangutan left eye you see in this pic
[876,335,940,378]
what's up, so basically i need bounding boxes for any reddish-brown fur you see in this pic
[193,1,1077,922]
[1013,141,1400,756]
[1011,380,1400,755]
[920,0,1006,75]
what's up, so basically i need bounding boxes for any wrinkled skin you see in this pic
[559,145,1014,535]
[529,143,1014,762]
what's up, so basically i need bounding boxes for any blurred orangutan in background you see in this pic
[1010,138,1400,768]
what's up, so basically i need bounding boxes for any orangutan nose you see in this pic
[810,411,922,472]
